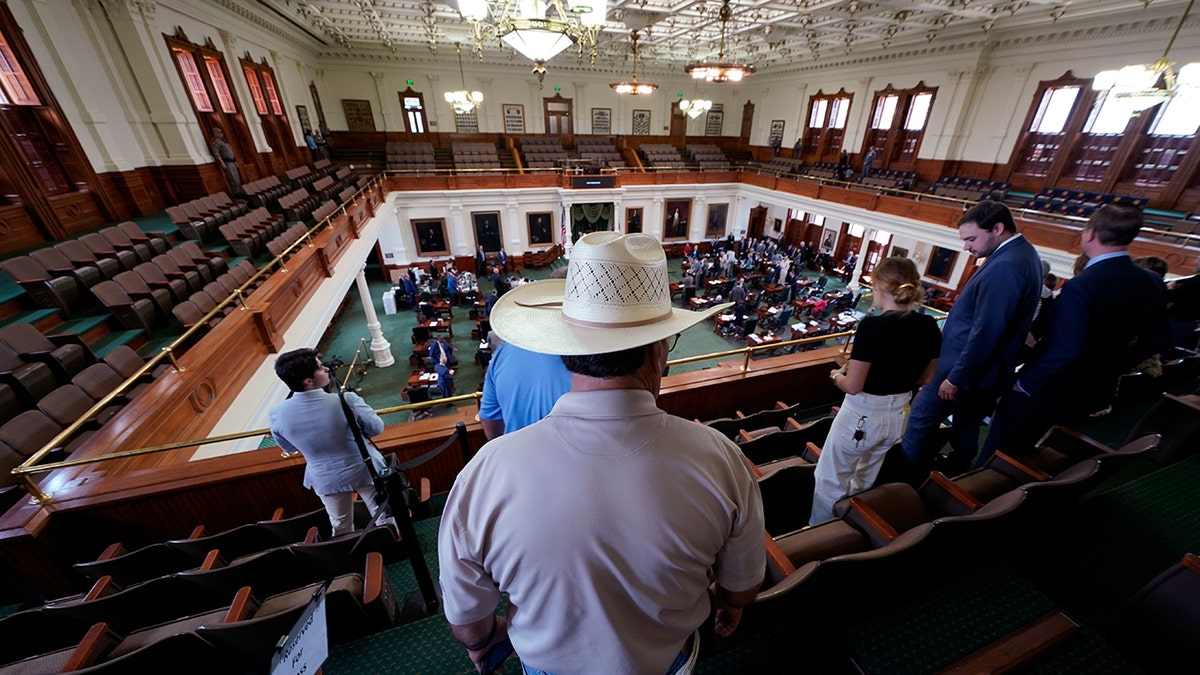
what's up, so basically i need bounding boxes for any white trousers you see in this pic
[318,484,386,538]
[810,390,912,525]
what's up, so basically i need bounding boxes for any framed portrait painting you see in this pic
[926,246,958,282]
[472,211,503,252]
[705,203,729,239]
[663,199,691,240]
[412,218,449,257]
[527,212,554,245]
[626,207,643,234]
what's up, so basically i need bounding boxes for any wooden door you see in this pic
[544,95,573,142]
[748,206,767,239]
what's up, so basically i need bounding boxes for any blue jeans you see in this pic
[901,384,996,478]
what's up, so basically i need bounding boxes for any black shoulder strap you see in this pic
[339,390,380,481]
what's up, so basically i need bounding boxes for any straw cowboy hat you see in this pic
[490,232,731,356]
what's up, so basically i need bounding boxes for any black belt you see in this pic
[223,158,236,163]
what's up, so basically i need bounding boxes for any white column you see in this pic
[355,267,395,368]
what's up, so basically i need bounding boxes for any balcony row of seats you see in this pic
[0,337,171,488]
[1,223,172,319]
[1022,188,1149,219]
[806,161,840,179]
[925,175,1011,202]
[519,137,568,169]
[385,141,436,172]
[93,259,258,336]
[0,504,405,672]
[284,165,320,193]
[754,425,1165,614]
[217,208,287,259]
[311,167,358,203]
[576,137,625,167]
[639,143,686,169]
[241,176,291,210]
[687,144,731,170]
[164,192,249,242]
[451,142,501,172]
[758,157,805,174]
[859,168,916,190]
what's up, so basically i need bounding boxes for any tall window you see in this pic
[863,83,936,169]
[0,32,38,105]
[261,72,282,115]
[1009,74,1089,179]
[173,49,212,112]
[241,56,301,168]
[204,57,236,113]
[243,66,267,114]
[802,90,852,161]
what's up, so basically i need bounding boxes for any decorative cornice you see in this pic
[209,0,313,50]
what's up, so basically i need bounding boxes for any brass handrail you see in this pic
[11,322,863,484]
[12,174,387,502]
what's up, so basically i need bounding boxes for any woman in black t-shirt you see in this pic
[810,257,942,524]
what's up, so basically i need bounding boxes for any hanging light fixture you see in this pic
[611,30,657,95]
[684,0,755,83]
[456,0,606,86]
[444,43,484,114]
[1091,0,1198,112]
[679,97,712,119]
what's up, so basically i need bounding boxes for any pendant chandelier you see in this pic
[684,0,755,83]
[456,0,606,85]
[611,31,657,95]
[1091,0,1198,113]
[444,43,484,115]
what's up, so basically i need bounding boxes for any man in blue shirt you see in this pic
[479,342,573,439]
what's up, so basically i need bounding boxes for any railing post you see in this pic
[455,421,472,465]
[234,288,249,311]
[162,346,185,373]
[22,474,51,504]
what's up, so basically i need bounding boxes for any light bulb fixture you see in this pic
[679,97,712,119]
[456,0,605,87]
[611,30,657,95]
[444,43,484,115]
[684,0,755,83]
[1091,0,1196,112]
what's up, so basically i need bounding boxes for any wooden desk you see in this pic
[407,369,440,388]
[714,312,737,334]
[420,318,453,338]
[689,297,714,311]
[790,322,821,338]
[747,332,783,347]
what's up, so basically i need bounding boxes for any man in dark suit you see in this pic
[902,201,1043,477]
[475,245,487,275]
[982,205,1169,457]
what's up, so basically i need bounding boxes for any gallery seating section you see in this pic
[451,142,502,173]
[575,137,624,167]
[1022,188,1149,220]
[518,136,568,169]
[639,143,687,169]
[925,175,1011,202]
[384,141,436,173]
[686,144,731,170]
[0,505,404,672]
[0,159,366,500]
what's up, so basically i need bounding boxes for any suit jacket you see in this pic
[1018,254,1169,410]
[269,389,385,495]
[939,235,1043,392]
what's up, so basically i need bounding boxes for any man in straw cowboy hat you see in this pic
[438,233,765,675]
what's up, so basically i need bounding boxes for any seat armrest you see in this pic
[96,542,126,561]
[848,497,899,543]
[1036,426,1112,461]
[83,575,118,601]
[803,441,822,462]
[223,586,261,623]
[62,622,121,671]
[928,471,983,511]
